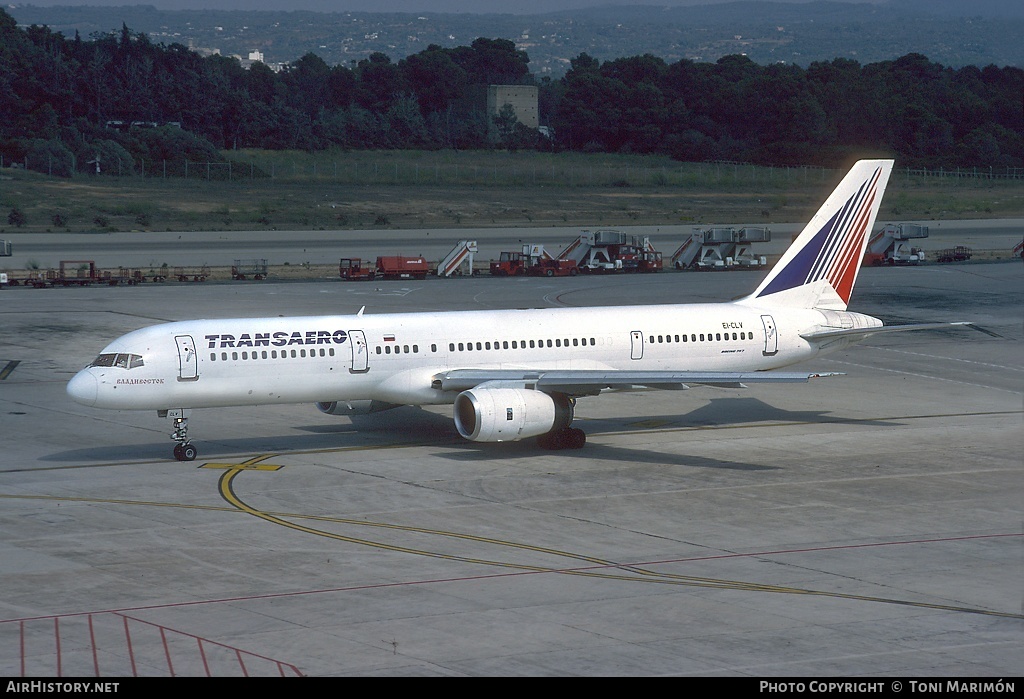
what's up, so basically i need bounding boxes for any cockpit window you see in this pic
[89,354,116,367]
[88,353,144,369]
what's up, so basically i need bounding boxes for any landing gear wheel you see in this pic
[537,427,587,450]
[566,427,586,449]
[173,442,197,461]
[173,444,183,460]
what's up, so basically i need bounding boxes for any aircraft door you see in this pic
[760,315,778,356]
[349,330,368,372]
[630,331,644,360]
[175,335,199,381]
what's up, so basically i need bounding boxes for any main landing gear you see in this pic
[170,415,197,461]
[537,427,587,450]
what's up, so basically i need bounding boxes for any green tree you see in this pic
[245,60,278,105]
[326,64,355,110]
[451,38,530,86]
[281,52,331,119]
[399,45,468,115]
[354,52,405,113]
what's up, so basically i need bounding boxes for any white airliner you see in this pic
[67,159,962,461]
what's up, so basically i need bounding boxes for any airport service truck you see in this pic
[490,251,529,276]
[376,255,429,280]
[339,258,376,281]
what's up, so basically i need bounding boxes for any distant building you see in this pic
[237,50,283,72]
[189,44,221,58]
[487,85,538,142]
[104,120,182,132]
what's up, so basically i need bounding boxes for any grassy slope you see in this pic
[1,151,1021,235]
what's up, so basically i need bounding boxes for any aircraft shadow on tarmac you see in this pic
[42,399,902,465]
[646,396,903,430]
[443,438,782,471]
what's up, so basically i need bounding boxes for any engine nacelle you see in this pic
[317,400,400,416]
[453,387,573,442]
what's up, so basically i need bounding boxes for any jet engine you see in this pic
[317,400,400,416]
[453,387,573,442]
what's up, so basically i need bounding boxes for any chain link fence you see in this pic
[3,153,1022,187]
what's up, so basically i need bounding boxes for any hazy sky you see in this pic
[6,0,885,13]
[11,0,1019,18]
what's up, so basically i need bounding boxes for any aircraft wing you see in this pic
[434,369,838,396]
[800,321,972,343]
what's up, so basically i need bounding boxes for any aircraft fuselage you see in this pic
[67,302,866,411]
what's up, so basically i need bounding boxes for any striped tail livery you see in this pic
[742,159,892,311]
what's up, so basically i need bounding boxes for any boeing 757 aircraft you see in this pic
[67,159,962,460]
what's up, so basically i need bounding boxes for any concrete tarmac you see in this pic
[0,260,1021,677]
[2,218,1022,271]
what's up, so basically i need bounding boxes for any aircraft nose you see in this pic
[67,370,98,407]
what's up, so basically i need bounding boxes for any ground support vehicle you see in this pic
[672,227,771,270]
[638,239,663,274]
[377,256,428,280]
[232,259,267,280]
[3,270,51,287]
[490,251,529,276]
[55,260,102,286]
[438,240,477,277]
[558,230,656,274]
[528,258,578,277]
[863,223,928,266]
[102,267,147,285]
[28,272,52,288]
[692,228,739,270]
[491,244,577,277]
[579,230,634,273]
[339,258,376,281]
[173,266,210,282]
[670,234,702,269]
[935,246,972,263]
[731,227,771,269]
[637,248,663,272]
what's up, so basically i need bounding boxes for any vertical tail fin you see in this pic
[741,159,893,311]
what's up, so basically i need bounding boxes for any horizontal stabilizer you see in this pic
[801,321,972,342]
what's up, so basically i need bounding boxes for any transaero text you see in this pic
[759,681,1014,693]
[205,330,349,349]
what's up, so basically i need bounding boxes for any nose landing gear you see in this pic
[169,413,197,461]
